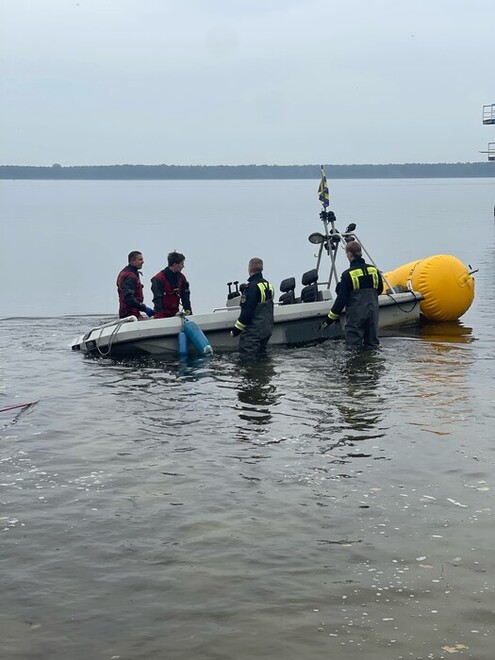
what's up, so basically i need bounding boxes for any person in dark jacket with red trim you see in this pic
[151,251,193,319]
[117,251,154,319]
[230,257,274,357]
[321,241,383,347]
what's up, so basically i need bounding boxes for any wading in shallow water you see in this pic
[321,240,383,348]
[230,257,274,358]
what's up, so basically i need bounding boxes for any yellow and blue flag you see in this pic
[318,166,329,208]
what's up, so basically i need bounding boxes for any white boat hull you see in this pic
[70,291,421,358]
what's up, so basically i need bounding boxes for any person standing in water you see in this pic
[321,241,383,348]
[230,257,274,357]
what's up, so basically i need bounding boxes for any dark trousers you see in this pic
[345,291,380,348]
[239,331,271,358]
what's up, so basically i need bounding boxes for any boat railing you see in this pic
[82,315,138,340]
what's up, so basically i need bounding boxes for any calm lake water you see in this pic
[1,178,495,659]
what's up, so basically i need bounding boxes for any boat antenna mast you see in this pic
[310,166,398,295]
[315,165,340,288]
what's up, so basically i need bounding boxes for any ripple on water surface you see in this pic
[1,317,494,659]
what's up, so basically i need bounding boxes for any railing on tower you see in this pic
[482,104,495,125]
[481,104,495,161]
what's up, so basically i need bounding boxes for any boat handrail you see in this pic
[83,315,137,340]
[94,315,138,330]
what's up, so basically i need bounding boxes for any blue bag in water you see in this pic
[183,318,213,356]
[177,330,188,356]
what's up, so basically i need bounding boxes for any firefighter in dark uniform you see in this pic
[321,241,383,347]
[230,257,274,357]
[116,251,154,319]
[151,251,193,318]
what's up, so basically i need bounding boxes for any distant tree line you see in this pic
[0,162,493,180]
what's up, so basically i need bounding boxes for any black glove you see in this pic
[230,327,241,337]
[320,317,335,331]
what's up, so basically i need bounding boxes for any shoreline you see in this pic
[1,162,494,180]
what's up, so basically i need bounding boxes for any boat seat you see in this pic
[301,269,318,286]
[301,284,320,302]
[279,291,296,305]
[279,277,296,305]
[301,269,321,302]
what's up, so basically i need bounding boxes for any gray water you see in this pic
[1,178,495,659]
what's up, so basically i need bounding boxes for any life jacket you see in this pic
[153,270,186,318]
[116,267,143,317]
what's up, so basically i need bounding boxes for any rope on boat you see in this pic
[95,317,136,357]
[384,289,422,313]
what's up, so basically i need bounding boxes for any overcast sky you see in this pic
[1,0,493,166]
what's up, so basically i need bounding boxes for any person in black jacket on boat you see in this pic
[116,251,154,319]
[230,257,274,358]
[321,241,383,348]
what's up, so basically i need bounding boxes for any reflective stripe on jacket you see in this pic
[328,258,383,320]
[234,273,274,333]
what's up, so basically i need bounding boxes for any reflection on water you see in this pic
[312,348,387,456]
[236,357,278,426]
[335,349,386,445]
[401,332,474,434]
[418,319,475,343]
[393,319,475,343]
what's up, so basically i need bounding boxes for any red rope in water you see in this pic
[0,401,38,413]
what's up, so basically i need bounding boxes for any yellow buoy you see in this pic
[384,254,475,321]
